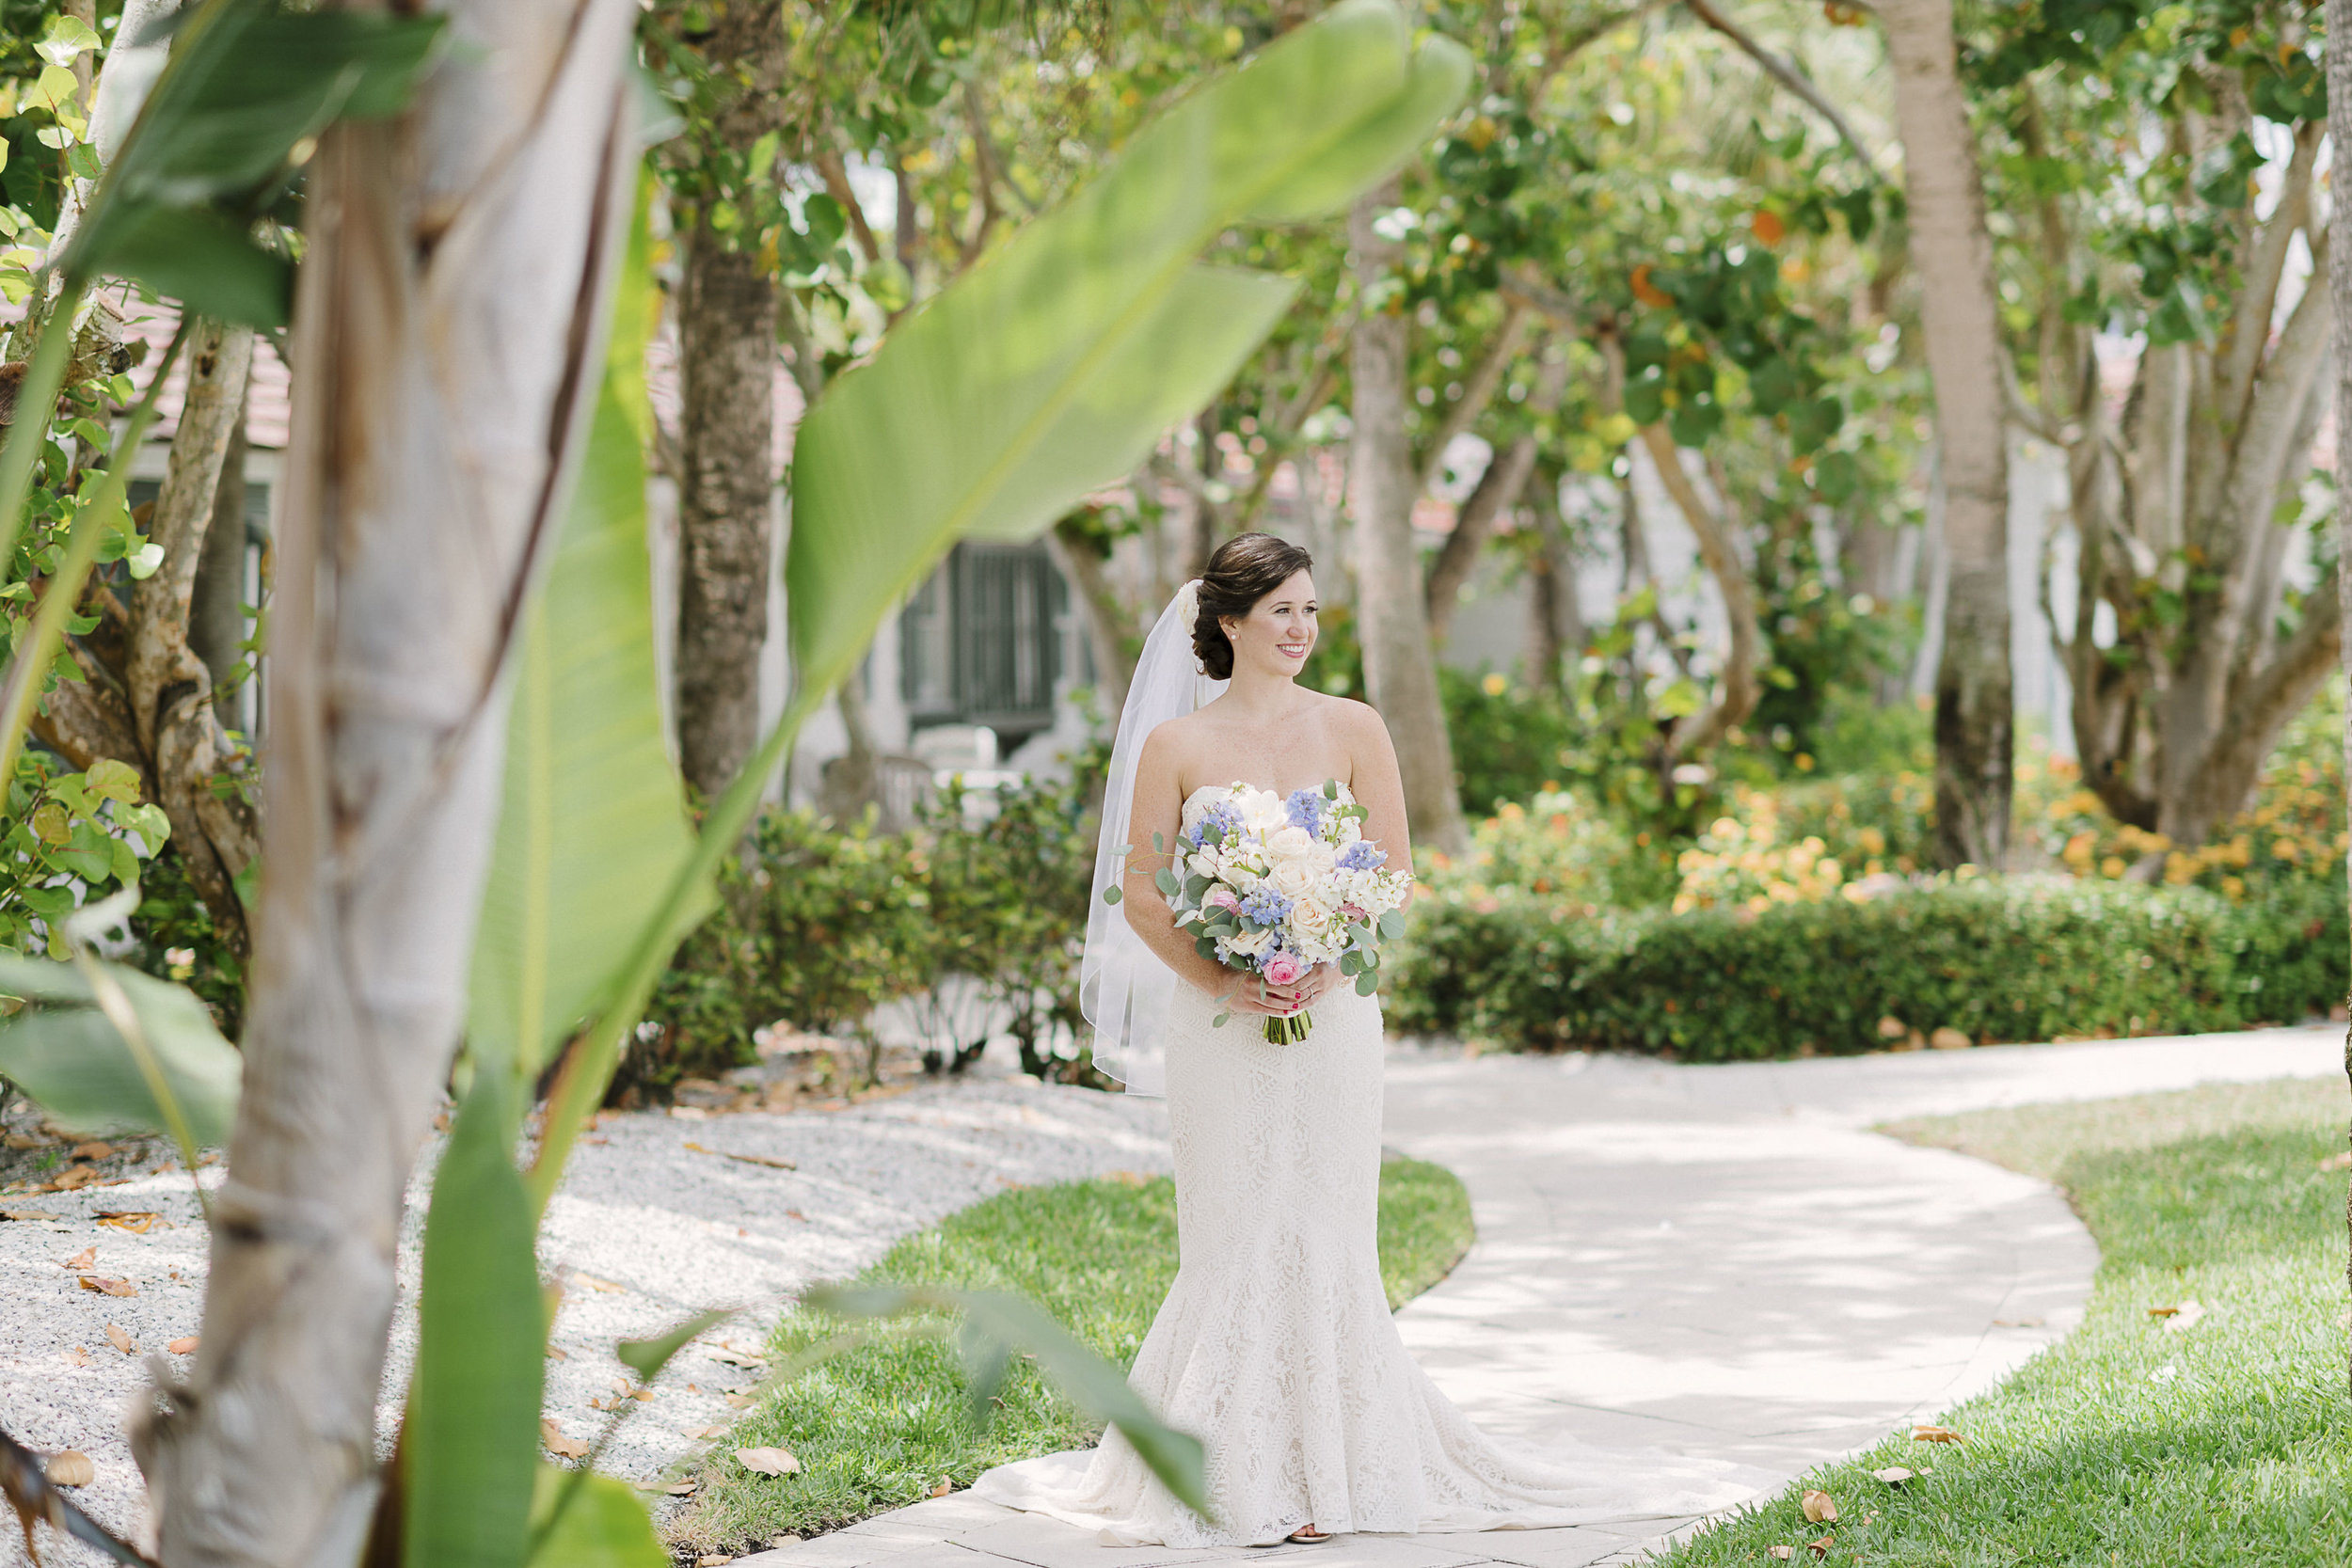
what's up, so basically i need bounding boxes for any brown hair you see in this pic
[1193,532,1315,680]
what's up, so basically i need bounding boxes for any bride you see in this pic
[972,533,1758,1547]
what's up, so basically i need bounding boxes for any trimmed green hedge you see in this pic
[1388,877,2347,1062]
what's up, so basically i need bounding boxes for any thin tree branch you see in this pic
[1685,0,1883,173]
[1417,299,1533,495]
[814,148,882,266]
[1636,420,1761,756]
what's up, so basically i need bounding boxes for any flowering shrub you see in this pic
[1415,788,1674,912]
[2019,702,2344,901]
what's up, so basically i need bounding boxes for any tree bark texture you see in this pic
[2052,119,2336,849]
[2326,0,2352,1393]
[1522,468,1582,689]
[668,0,786,801]
[128,7,640,1564]
[1347,185,1469,858]
[1882,0,2012,868]
[674,227,779,800]
[188,401,249,698]
[32,320,261,952]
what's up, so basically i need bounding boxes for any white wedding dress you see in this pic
[971,789,1762,1547]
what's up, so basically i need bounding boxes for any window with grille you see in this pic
[899,541,1064,736]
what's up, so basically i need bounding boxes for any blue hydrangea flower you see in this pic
[1186,799,1245,848]
[1284,787,1328,832]
[1237,886,1293,927]
[1335,841,1387,872]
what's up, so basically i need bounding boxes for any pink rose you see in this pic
[1205,888,1242,914]
[1262,952,1309,987]
[1339,902,1368,923]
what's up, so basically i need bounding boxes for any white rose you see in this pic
[1264,825,1317,864]
[1266,859,1318,900]
[1227,927,1275,958]
[1188,850,1219,880]
[1290,899,1332,941]
[1307,839,1337,877]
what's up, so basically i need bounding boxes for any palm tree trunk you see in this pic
[1347,184,1469,856]
[129,8,640,1561]
[1882,0,2012,869]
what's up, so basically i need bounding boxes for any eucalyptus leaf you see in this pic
[1355,971,1380,996]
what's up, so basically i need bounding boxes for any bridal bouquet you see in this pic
[1115,781,1414,1043]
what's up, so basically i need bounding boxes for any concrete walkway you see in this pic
[737,1024,2343,1568]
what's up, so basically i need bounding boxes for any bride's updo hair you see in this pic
[1193,532,1314,680]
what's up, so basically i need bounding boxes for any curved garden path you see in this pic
[742,1023,2341,1568]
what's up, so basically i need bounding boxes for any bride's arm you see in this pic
[1340,701,1416,907]
[1122,727,1305,1016]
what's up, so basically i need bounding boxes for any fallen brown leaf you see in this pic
[697,1556,732,1566]
[723,1393,756,1409]
[572,1273,626,1294]
[103,1324,134,1355]
[770,1536,803,1549]
[1801,1489,1837,1524]
[1805,1534,1835,1560]
[707,1349,767,1369]
[690,1425,729,1440]
[681,1141,798,1171]
[60,1245,96,1271]
[70,1142,115,1162]
[1928,1026,1972,1051]
[1768,1547,1793,1562]
[735,1446,800,1477]
[95,1211,166,1233]
[1870,1466,1915,1486]
[167,1337,199,1354]
[540,1418,590,1460]
[630,1388,654,1402]
[547,1345,569,1360]
[78,1275,136,1297]
[930,1478,953,1497]
[62,1346,87,1368]
[45,1451,94,1487]
[1,1207,58,1222]
[1911,1424,1963,1444]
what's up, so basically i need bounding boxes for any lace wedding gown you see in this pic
[971,790,1762,1547]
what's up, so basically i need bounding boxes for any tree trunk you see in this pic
[128,320,261,948]
[1045,515,1137,713]
[1882,0,2012,869]
[674,226,778,801]
[1347,184,1468,857]
[2326,0,2352,1389]
[188,394,250,702]
[129,7,640,1563]
[1522,467,1581,690]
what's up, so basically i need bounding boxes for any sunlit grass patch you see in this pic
[1660,1075,2350,1566]
[672,1155,1473,1555]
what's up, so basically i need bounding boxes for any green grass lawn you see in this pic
[672,1154,1473,1556]
[1661,1075,2352,1567]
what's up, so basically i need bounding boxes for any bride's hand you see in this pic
[1228,963,1338,1018]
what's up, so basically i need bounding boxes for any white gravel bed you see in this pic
[0,1070,1171,1565]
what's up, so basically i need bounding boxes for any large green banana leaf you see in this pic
[468,175,698,1105]
[0,952,239,1143]
[786,0,1470,707]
